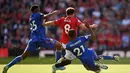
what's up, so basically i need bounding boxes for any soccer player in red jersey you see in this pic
[44,7,98,44]
[43,7,98,70]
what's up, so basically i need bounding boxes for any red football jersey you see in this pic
[54,16,83,44]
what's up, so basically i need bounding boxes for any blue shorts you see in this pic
[80,49,97,66]
[25,37,56,52]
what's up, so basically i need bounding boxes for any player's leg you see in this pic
[55,50,62,62]
[82,58,101,73]
[3,51,30,73]
[52,50,74,72]
[2,48,30,73]
[55,50,66,62]
[90,49,120,61]
[56,49,76,70]
[83,59,108,73]
[40,38,66,70]
[83,63,101,73]
[41,38,63,50]
[55,43,66,70]
[55,57,71,67]
[2,40,38,73]
[52,50,75,73]
[98,55,120,61]
[82,50,108,73]
[55,43,66,62]
[89,50,109,70]
[83,54,101,71]
[52,57,71,73]
[52,40,67,70]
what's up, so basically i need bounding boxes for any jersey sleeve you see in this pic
[53,17,63,26]
[37,13,43,19]
[39,13,44,19]
[76,18,83,26]
[40,13,43,17]
[81,34,91,41]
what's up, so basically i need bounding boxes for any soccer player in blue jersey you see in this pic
[2,5,64,73]
[52,22,119,73]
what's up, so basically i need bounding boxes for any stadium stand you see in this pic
[0,0,130,54]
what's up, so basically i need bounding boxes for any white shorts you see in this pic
[62,43,76,60]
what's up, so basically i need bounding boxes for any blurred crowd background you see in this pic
[0,0,130,51]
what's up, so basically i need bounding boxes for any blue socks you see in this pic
[7,55,22,68]
[55,50,62,62]
[100,56,114,60]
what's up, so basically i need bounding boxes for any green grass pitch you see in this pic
[0,57,130,64]
[0,57,130,73]
[0,64,130,73]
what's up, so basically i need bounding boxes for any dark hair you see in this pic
[66,7,75,15]
[68,29,76,38]
[30,5,39,12]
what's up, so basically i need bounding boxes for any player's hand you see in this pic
[90,24,98,28]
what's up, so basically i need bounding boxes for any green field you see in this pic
[0,57,130,73]
[0,57,130,64]
[0,64,130,73]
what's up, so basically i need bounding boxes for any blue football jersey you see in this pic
[66,35,91,59]
[29,12,46,40]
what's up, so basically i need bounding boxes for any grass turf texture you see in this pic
[0,56,130,64]
[0,64,130,73]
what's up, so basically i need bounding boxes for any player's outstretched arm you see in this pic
[43,21,55,26]
[44,10,60,18]
[89,24,98,28]
[84,22,96,40]
[79,22,98,30]
[43,10,60,26]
